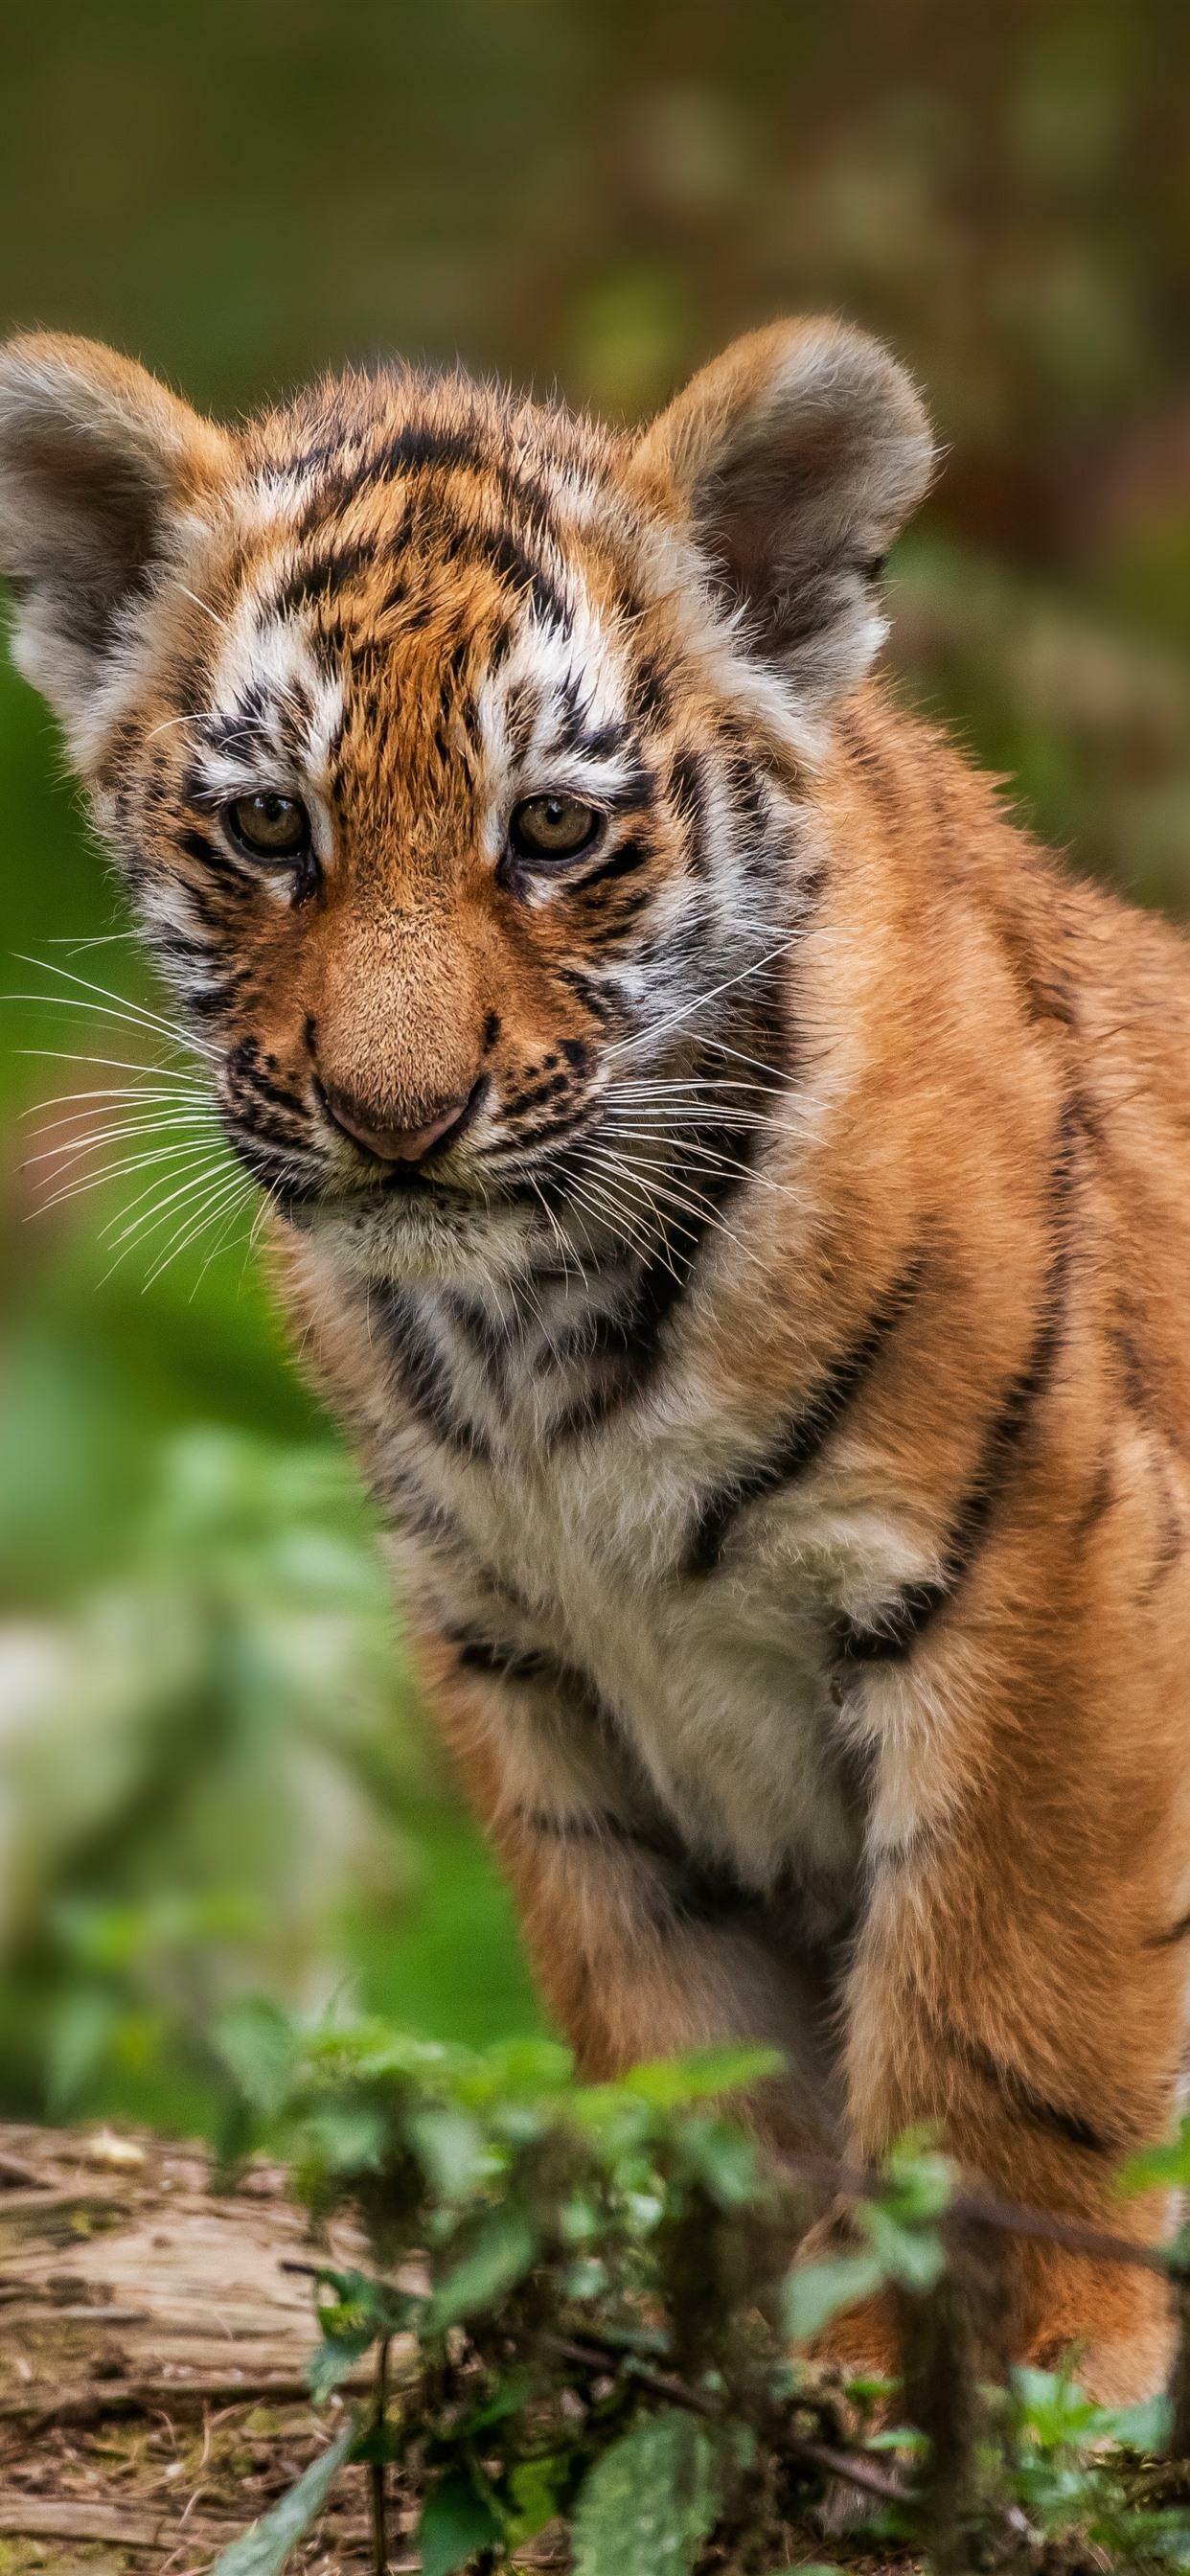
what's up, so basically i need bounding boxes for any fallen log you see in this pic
[0,2117,379,2573]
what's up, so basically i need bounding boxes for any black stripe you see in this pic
[189,981,241,1022]
[546,1201,725,1441]
[504,1070,573,1118]
[629,653,674,727]
[225,1040,310,1120]
[1148,1909,1190,1949]
[493,928,794,1434]
[838,1109,1077,1663]
[571,839,652,894]
[553,968,791,1440]
[484,1102,599,1163]
[448,1290,518,1365]
[1073,1451,1115,1545]
[381,1464,468,1556]
[370,426,561,550]
[668,747,708,877]
[173,824,256,893]
[587,769,655,817]
[962,2036,1111,2155]
[548,1302,639,1370]
[685,1254,926,1576]
[223,1134,314,1193]
[837,1294,1065,1658]
[446,1631,604,1719]
[837,1578,951,1663]
[515,1807,758,1930]
[549,676,630,765]
[369,422,483,481]
[445,1292,516,1409]
[556,967,617,1026]
[272,539,377,616]
[456,520,568,631]
[451,1636,554,1686]
[572,894,653,944]
[292,422,560,552]
[376,1290,491,1461]
[659,1855,759,1931]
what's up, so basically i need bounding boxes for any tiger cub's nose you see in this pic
[323,1081,478,1166]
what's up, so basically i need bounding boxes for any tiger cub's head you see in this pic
[0,323,931,1284]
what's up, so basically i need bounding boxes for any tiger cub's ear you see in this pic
[632,318,934,715]
[0,334,231,754]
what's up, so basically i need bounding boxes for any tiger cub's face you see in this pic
[0,324,931,1285]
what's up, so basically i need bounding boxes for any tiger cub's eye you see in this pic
[510,794,602,862]
[223,792,311,862]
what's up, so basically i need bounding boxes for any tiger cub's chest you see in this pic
[399,1331,927,1909]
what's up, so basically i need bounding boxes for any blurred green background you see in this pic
[1,0,1187,2136]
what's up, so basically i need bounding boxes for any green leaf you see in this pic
[308,2264,390,2312]
[46,1986,120,2112]
[864,2425,928,2454]
[417,2471,503,2576]
[208,2419,355,2574]
[839,2372,897,2408]
[408,2104,487,2198]
[623,2044,782,2108]
[457,2368,535,2433]
[1104,2391,1172,2455]
[427,2205,538,2330]
[675,2114,761,2209]
[451,2036,574,2105]
[507,2452,568,2542]
[1012,2363,1115,2450]
[298,2102,386,2174]
[879,2136,954,2223]
[213,1997,299,2119]
[785,2248,885,2344]
[862,2201,946,2292]
[1119,2118,1190,2196]
[351,2415,402,2465]
[572,2409,720,2576]
[306,2267,417,2402]
[308,2319,377,2404]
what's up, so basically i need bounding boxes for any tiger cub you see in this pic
[3,318,1189,2400]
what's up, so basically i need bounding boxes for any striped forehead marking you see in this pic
[192,451,655,837]
[194,603,345,799]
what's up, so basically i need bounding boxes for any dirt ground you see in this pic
[0,2119,410,2572]
[0,2122,909,2574]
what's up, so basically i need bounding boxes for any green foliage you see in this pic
[1122,2114,1190,2200]
[192,2022,1190,2575]
[572,2411,721,2576]
[786,2135,950,2342]
[207,2418,357,2575]
[0,1416,542,2128]
[418,2474,503,2576]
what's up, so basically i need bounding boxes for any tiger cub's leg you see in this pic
[826,1820,1184,2402]
[418,1627,842,2156]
